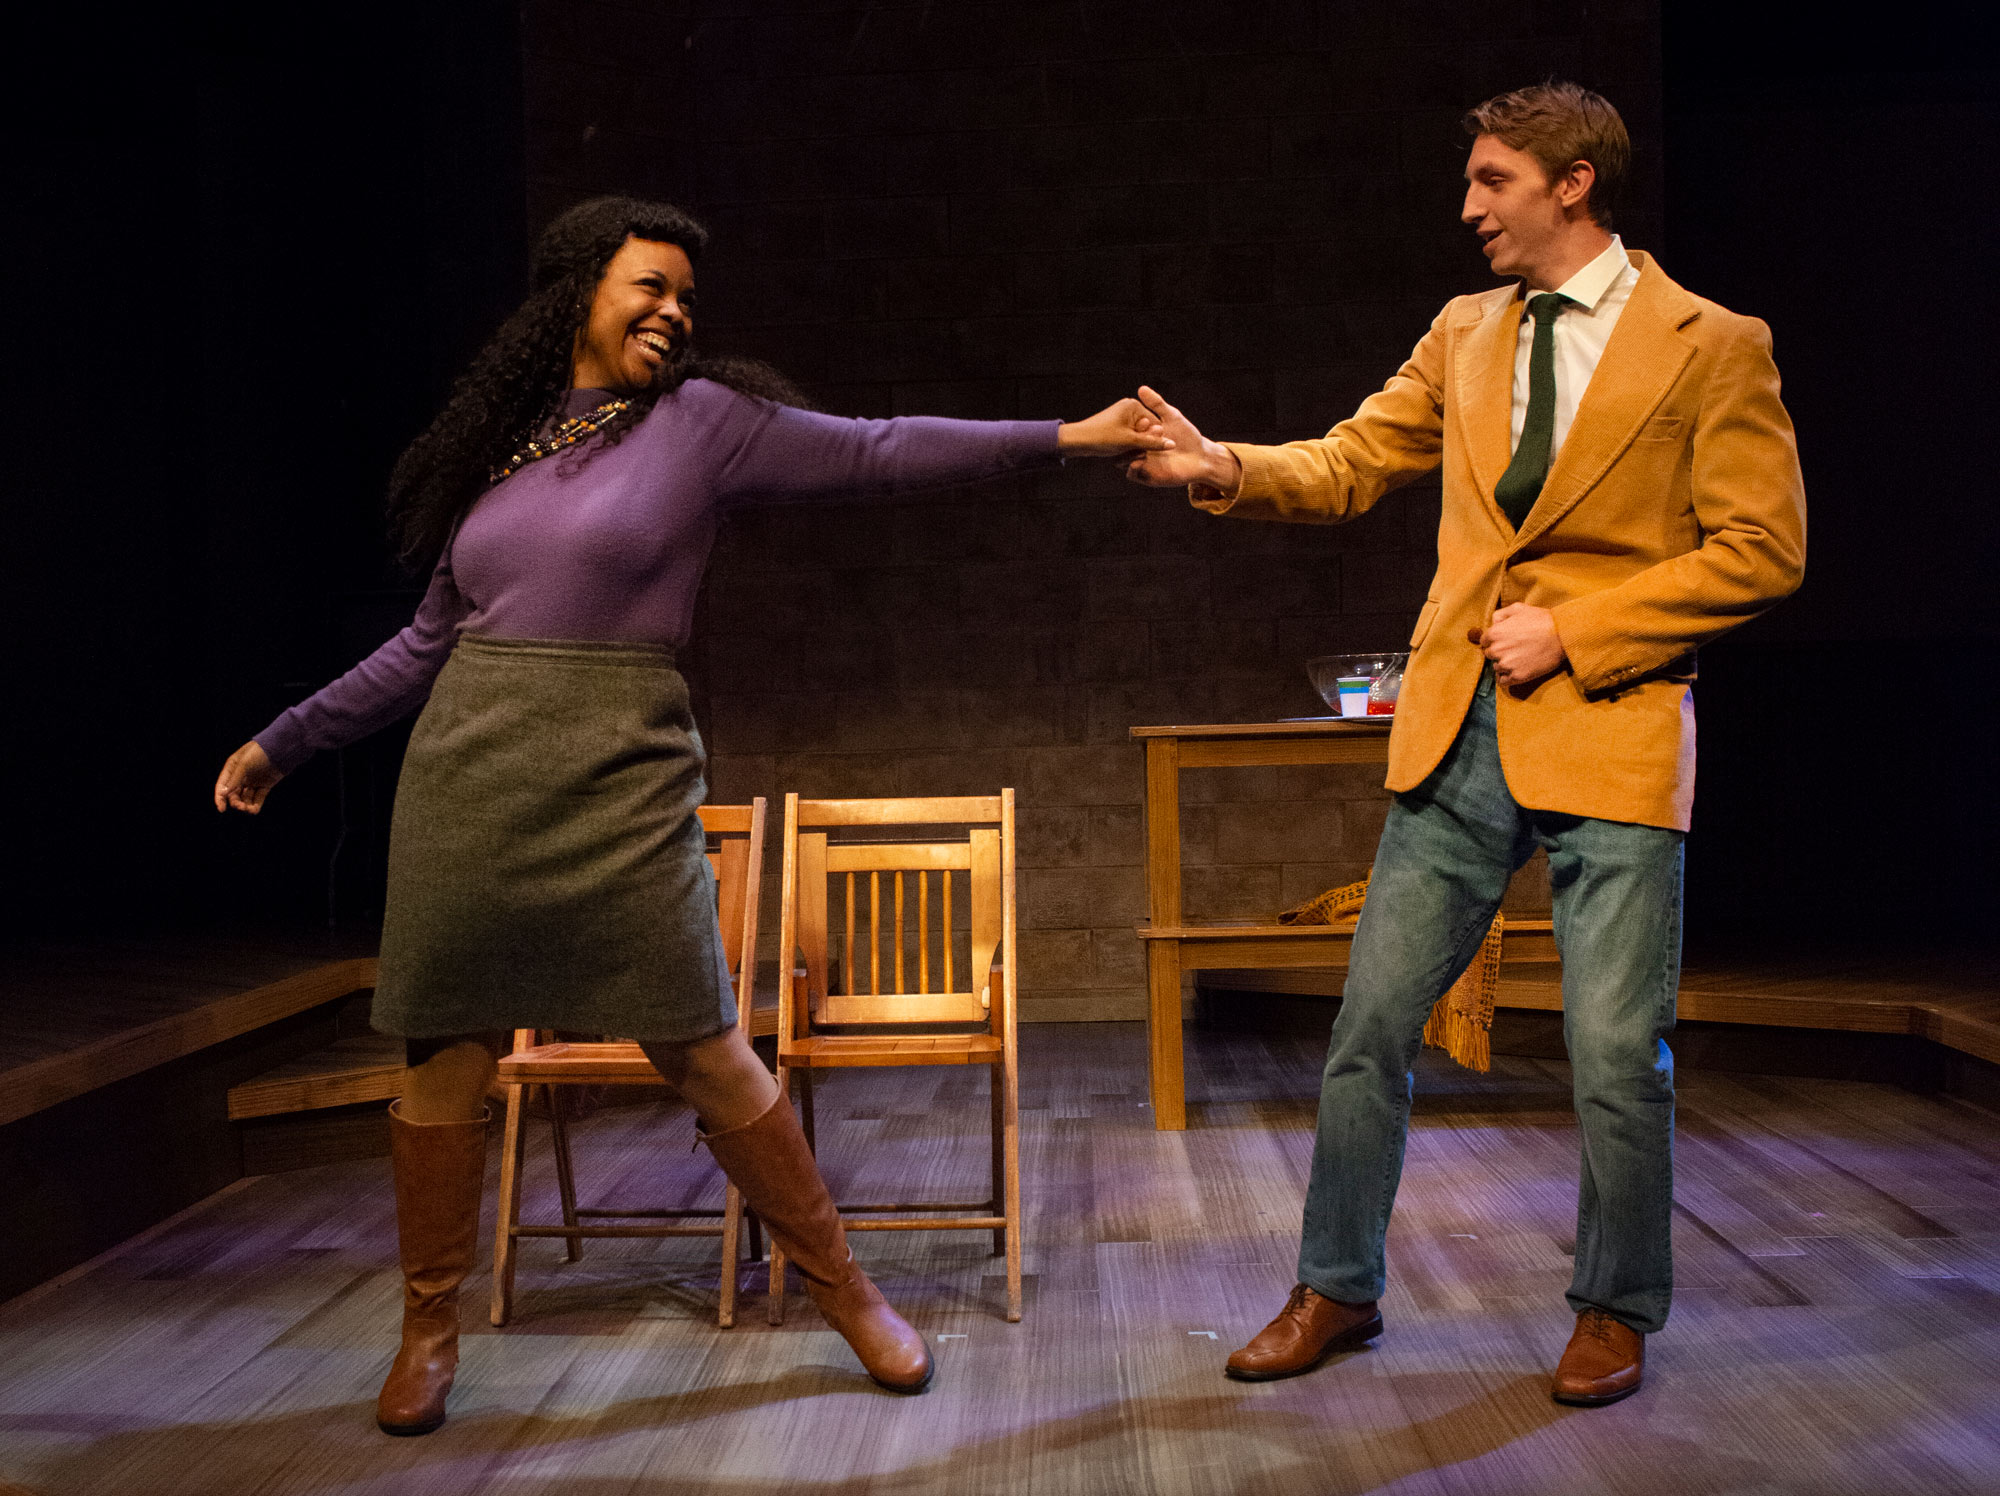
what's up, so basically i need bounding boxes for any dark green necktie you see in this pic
[1494,291,1574,530]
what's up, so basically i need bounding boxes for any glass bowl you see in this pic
[1307,653,1406,718]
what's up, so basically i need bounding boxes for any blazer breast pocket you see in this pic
[1636,415,1685,442]
[1409,598,1440,649]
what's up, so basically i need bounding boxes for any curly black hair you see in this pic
[385,195,811,569]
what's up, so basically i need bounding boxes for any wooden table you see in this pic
[1131,717,1391,1129]
[1130,717,1563,1130]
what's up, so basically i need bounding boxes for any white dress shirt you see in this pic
[1508,235,1640,464]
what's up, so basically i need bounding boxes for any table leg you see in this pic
[1144,737,1182,929]
[1147,939,1186,1130]
[1141,736,1186,1129]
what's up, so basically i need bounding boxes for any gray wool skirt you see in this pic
[372,634,737,1043]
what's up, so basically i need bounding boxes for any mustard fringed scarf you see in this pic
[1276,874,1502,1073]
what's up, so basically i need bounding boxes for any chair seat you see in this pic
[782,1033,1004,1068]
[496,1040,664,1085]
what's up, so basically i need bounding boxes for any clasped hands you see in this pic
[1054,395,1179,457]
[1115,384,1568,690]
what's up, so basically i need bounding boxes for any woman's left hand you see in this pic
[214,739,284,814]
[1057,398,1178,458]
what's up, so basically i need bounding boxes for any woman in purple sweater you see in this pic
[213,197,1167,1435]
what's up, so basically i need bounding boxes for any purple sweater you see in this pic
[255,379,1061,773]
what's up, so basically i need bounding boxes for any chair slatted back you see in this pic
[780,794,1014,1040]
[700,801,764,1005]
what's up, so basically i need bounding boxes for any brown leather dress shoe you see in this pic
[1551,1308,1645,1406]
[1225,1285,1383,1382]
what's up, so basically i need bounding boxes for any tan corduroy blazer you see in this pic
[1202,252,1805,831]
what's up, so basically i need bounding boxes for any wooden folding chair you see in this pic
[490,798,769,1328]
[773,791,1023,1323]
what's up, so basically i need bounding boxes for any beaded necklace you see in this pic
[489,398,633,482]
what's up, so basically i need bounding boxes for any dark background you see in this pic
[1661,1,1995,948]
[5,3,1993,994]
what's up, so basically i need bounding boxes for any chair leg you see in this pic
[747,1211,766,1261]
[547,1086,583,1264]
[1003,1059,1022,1323]
[989,1071,1006,1257]
[798,1066,817,1155]
[490,1082,528,1326]
[768,1243,788,1325]
[718,1181,742,1328]
[768,1065,792,1325]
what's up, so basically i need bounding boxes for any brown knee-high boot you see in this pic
[700,1093,933,1393]
[376,1101,489,1435]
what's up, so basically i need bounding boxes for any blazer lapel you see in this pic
[1454,287,1523,538]
[1512,254,1699,550]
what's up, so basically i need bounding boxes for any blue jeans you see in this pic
[1297,672,1682,1333]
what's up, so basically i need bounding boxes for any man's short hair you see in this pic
[1463,82,1630,229]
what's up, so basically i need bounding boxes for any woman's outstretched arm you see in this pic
[711,390,1169,505]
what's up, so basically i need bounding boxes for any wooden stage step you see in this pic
[0,931,380,1128]
[225,1031,407,1119]
[0,928,384,1301]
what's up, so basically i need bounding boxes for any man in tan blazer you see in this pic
[1129,82,1805,1405]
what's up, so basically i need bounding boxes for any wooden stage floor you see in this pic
[4,1021,1999,1495]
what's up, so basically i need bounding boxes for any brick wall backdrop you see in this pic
[521,1,1662,1020]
